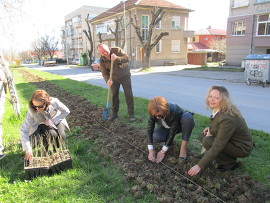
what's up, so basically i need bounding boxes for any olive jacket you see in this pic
[99,47,130,82]
[198,112,253,169]
[147,103,184,147]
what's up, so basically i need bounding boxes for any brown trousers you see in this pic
[111,75,134,117]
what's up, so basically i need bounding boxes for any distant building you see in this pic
[90,0,194,67]
[188,27,226,65]
[61,6,108,64]
[226,0,270,66]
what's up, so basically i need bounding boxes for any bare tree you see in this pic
[41,35,59,59]
[208,38,226,54]
[109,17,126,49]
[130,8,169,69]
[0,50,20,116]
[32,39,46,63]
[83,14,94,66]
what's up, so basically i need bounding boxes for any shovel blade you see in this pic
[102,102,110,121]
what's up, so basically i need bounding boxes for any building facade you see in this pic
[226,0,270,66]
[61,6,108,64]
[188,27,226,65]
[90,0,194,68]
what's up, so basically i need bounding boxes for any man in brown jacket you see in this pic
[97,43,135,122]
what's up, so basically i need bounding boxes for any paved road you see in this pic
[25,64,270,134]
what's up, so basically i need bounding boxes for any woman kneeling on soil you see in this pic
[188,86,253,176]
[147,96,195,163]
[20,89,70,161]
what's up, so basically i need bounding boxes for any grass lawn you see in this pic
[0,67,269,202]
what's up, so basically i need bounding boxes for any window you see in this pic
[156,40,162,53]
[155,20,161,29]
[142,15,149,41]
[232,21,246,36]
[96,24,106,34]
[233,0,249,7]
[171,40,180,53]
[257,14,270,36]
[172,16,180,29]
[72,16,81,24]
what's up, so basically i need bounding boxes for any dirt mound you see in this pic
[19,69,270,202]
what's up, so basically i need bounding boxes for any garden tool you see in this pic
[102,60,114,121]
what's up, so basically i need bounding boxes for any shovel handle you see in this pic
[106,60,114,104]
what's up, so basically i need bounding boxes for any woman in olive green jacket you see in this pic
[188,86,253,176]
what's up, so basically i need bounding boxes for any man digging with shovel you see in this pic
[97,43,135,122]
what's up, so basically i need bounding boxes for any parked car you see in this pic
[44,58,56,67]
[56,58,67,64]
[72,59,80,65]
[91,58,100,71]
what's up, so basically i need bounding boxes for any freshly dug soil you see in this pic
[18,69,270,203]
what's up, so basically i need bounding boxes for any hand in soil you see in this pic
[148,150,156,162]
[156,151,165,163]
[188,164,201,176]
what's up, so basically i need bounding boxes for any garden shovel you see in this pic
[102,61,114,121]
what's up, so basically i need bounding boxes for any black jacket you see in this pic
[147,102,184,147]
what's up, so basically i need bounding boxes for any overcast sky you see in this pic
[1,0,230,51]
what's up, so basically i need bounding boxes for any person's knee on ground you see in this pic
[153,126,169,143]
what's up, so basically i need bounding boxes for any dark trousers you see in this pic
[200,134,248,165]
[153,112,195,142]
[30,124,66,153]
[111,76,134,116]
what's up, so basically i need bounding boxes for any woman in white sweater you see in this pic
[20,89,70,160]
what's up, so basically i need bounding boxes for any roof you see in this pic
[91,0,192,22]
[188,42,209,50]
[188,43,223,53]
[195,28,226,36]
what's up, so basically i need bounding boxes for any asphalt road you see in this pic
[25,64,270,134]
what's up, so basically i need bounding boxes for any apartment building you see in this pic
[61,6,108,64]
[90,0,194,67]
[226,0,270,66]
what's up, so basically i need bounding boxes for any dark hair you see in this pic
[29,90,51,111]
[147,96,169,118]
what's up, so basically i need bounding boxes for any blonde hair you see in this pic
[205,86,242,117]
[147,96,169,118]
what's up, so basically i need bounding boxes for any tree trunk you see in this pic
[0,51,20,116]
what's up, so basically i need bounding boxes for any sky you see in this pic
[1,0,230,52]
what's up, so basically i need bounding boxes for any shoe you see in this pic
[217,161,242,172]
[107,114,118,121]
[129,116,136,122]
[0,154,6,160]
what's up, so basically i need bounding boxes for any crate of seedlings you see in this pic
[24,133,72,179]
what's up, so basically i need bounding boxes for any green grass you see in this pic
[1,67,269,202]
[0,67,157,203]
[183,66,244,72]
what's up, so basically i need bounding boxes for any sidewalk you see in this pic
[131,65,245,83]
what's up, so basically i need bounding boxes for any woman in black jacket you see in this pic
[147,96,195,163]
